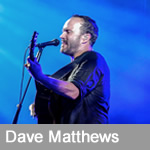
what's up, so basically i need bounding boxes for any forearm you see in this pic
[26,58,79,99]
[37,74,79,100]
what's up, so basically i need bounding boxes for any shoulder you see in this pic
[76,51,106,64]
[74,51,105,71]
[86,51,104,60]
[80,51,109,74]
[74,51,109,70]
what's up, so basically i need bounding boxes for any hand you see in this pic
[29,103,36,117]
[25,57,43,81]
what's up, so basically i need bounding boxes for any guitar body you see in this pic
[34,81,56,124]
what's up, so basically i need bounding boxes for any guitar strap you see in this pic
[51,61,78,79]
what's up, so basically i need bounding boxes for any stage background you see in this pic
[0,0,149,124]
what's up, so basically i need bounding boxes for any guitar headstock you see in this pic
[30,31,38,61]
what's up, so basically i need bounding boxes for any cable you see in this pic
[18,46,29,103]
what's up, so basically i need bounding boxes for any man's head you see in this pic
[60,14,98,57]
[72,14,98,47]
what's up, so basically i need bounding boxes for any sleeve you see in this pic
[68,57,102,99]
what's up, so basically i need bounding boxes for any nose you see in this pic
[60,32,65,39]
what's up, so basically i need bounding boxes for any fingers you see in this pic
[27,57,33,64]
[24,56,42,80]
[25,57,38,69]
[24,57,32,69]
[24,62,30,68]
[27,57,38,63]
[29,103,36,117]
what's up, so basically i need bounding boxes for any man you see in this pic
[26,14,110,124]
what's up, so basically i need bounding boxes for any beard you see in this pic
[60,36,81,57]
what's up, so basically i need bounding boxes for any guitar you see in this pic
[29,31,38,61]
[28,31,55,123]
[28,31,78,123]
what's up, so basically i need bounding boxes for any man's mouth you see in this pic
[61,40,68,45]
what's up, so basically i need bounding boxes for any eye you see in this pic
[65,29,71,34]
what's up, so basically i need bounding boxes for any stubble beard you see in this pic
[60,37,81,57]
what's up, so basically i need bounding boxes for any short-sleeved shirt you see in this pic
[35,51,110,124]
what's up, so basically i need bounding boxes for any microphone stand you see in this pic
[12,46,44,124]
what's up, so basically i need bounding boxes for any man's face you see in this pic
[60,17,83,56]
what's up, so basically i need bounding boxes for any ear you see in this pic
[81,33,91,44]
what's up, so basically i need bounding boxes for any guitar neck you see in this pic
[29,47,35,61]
[29,31,38,61]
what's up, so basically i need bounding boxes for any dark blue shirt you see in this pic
[35,51,110,124]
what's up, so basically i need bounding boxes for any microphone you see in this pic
[36,39,60,48]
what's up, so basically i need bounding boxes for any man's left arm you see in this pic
[26,58,79,100]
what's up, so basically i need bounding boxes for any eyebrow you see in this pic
[62,28,72,32]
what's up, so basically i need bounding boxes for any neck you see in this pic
[71,47,93,61]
